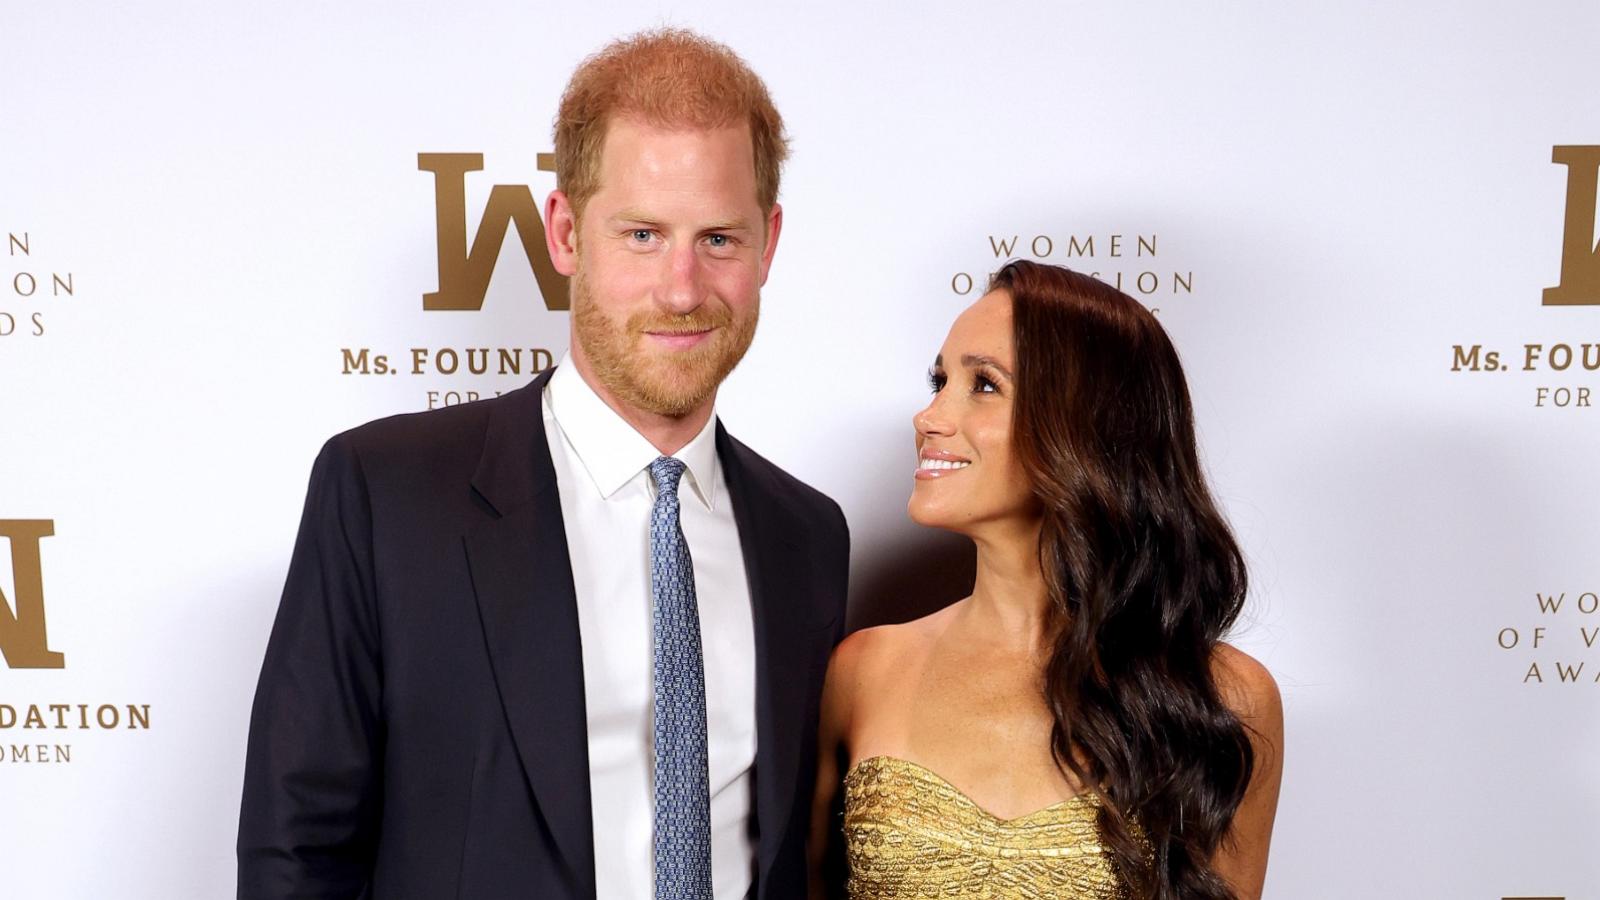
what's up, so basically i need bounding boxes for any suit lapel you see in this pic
[465,370,597,900]
[718,425,817,890]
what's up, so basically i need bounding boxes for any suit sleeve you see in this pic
[238,435,384,899]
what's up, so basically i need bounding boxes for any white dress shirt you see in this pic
[542,356,757,899]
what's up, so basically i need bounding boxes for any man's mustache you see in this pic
[629,309,732,334]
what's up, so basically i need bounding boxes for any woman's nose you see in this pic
[914,399,954,437]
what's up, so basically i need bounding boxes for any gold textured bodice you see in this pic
[842,755,1130,900]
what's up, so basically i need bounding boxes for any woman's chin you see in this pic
[906,497,962,532]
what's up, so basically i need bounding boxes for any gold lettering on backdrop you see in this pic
[1543,145,1600,306]
[3,745,72,764]
[959,233,1190,302]
[0,520,64,669]
[0,703,151,730]
[5,271,72,297]
[418,152,570,311]
[1497,590,1600,686]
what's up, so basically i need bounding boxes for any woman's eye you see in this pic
[974,375,998,394]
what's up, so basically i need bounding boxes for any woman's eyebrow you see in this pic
[961,354,1013,380]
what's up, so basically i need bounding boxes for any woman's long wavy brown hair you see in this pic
[996,260,1253,899]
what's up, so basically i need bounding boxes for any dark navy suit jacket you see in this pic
[238,368,850,899]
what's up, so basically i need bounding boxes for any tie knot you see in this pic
[650,456,687,497]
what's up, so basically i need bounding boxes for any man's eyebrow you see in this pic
[961,354,1013,380]
[610,210,662,226]
[608,211,755,233]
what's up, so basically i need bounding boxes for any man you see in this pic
[238,29,849,900]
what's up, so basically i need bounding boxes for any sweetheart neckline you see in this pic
[843,754,1098,826]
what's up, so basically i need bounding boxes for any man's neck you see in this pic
[564,354,715,457]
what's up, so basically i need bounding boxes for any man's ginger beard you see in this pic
[571,268,759,418]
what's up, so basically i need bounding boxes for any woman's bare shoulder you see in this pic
[827,602,961,691]
[1211,642,1283,733]
[827,622,908,685]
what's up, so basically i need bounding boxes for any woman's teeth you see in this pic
[919,458,971,471]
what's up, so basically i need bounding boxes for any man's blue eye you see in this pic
[632,230,652,242]
[708,234,728,247]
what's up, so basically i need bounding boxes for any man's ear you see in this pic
[758,201,783,286]
[545,190,579,276]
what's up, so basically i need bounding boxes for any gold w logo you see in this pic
[0,519,64,669]
[418,153,571,312]
[1544,145,1600,306]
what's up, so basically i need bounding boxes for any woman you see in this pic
[808,260,1283,899]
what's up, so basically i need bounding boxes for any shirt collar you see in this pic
[545,355,721,511]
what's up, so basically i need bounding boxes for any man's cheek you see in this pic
[715,280,760,315]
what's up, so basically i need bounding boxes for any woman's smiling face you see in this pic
[909,289,1041,534]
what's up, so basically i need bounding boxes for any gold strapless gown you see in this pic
[842,755,1131,900]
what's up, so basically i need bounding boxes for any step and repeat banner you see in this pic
[3,2,1597,897]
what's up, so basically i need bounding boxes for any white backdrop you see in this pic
[3,1,1597,896]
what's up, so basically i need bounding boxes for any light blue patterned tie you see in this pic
[648,456,713,900]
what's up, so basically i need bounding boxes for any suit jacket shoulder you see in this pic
[319,379,543,495]
[717,428,849,542]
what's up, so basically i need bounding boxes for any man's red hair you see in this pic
[554,28,790,219]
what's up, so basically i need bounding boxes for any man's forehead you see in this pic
[585,117,763,215]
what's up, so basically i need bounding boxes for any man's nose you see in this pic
[658,241,704,315]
